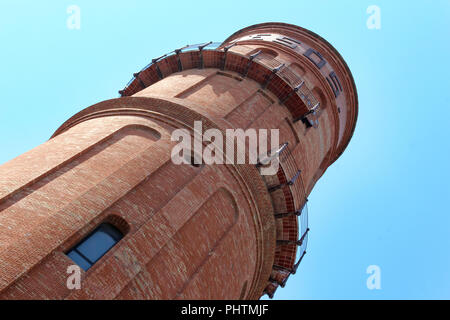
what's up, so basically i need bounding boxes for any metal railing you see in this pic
[258,142,309,295]
[119,41,320,126]
[122,41,222,92]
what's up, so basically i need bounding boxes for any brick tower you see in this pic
[0,23,357,299]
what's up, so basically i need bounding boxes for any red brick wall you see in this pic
[0,23,357,299]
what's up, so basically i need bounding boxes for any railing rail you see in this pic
[118,41,320,125]
[259,142,309,296]
[122,42,222,91]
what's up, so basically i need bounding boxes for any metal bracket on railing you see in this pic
[276,228,310,246]
[280,81,305,105]
[291,250,307,275]
[280,276,290,288]
[294,102,321,127]
[256,142,288,168]
[268,169,301,192]
[174,45,188,72]
[270,252,307,292]
[154,64,163,79]
[152,54,167,80]
[198,41,213,69]
[223,42,237,52]
[309,102,321,114]
[133,72,145,89]
[242,50,261,77]
[221,42,237,70]
[152,53,167,62]
[261,63,284,89]
[274,208,303,219]
[262,140,309,297]
[302,102,320,118]
[198,41,213,51]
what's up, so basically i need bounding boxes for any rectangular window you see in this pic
[66,223,124,271]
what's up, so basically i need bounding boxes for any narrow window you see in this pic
[66,223,123,271]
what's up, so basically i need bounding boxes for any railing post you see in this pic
[291,251,307,275]
[133,72,145,89]
[152,56,165,80]
[294,102,320,125]
[261,63,284,89]
[280,81,304,105]
[174,47,185,72]
[268,169,301,192]
[274,209,302,219]
[198,41,213,69]
[276,228,309,246]
[242,50,261,77]
[221,42,236,70]
[256,142,288,168]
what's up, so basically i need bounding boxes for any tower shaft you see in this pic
[0,23,357,299]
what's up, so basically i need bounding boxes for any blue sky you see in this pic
[0,1,449,299]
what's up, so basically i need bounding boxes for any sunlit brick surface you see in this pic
[0,23,357,299]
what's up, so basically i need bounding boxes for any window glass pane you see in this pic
[67,250,92,271]
[69,223,124,267]
[99,224,123,242]
[76,229,117,263]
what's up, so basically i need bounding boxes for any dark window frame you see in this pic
[66,223,124,271]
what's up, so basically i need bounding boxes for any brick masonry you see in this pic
[0,23,357,299]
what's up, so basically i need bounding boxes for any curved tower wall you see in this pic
[0,23,357,299]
